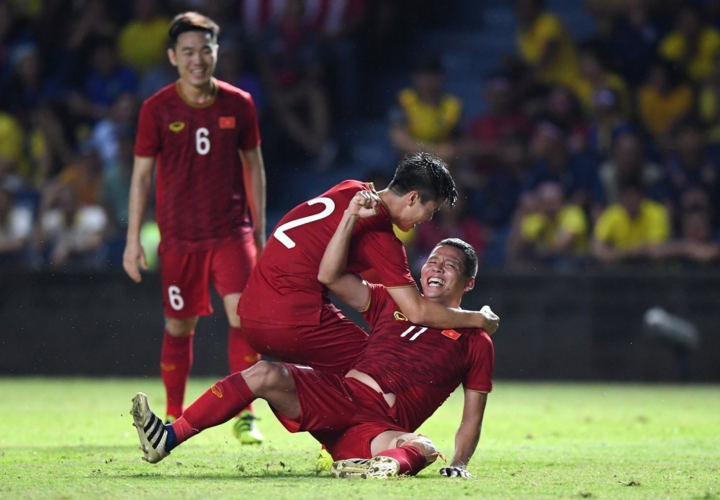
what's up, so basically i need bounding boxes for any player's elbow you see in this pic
[317,268,338,287]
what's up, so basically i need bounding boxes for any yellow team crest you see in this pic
[394,311,408,322]
[169,121,185,133]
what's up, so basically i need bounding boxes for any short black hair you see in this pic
[435,238,478,278]
[168,12,219,49]
[388,152,458,208]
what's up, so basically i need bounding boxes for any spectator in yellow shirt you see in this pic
[514,0,580,88]
[638,59,694,140]
[573,45,629,115]
[389,57,462,162]
[118,0,171,74]
[659,5,720,82]
[592,178,670,263]
[511,181,588,268]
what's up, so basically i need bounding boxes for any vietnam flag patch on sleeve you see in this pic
[219,116,236,129]
[441,329,461,340]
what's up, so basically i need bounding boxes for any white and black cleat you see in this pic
[331,456,400,479]
[131,392,170,464]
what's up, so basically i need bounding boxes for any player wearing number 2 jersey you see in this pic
[123,12,266,442]
[131,193,494,479]
[239,152,499,375]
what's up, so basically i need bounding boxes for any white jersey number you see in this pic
[274,197,335,249]
[196,127,210,155]
[400,325,427,341]
[168,286,185,311]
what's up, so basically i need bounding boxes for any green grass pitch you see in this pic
[1,378,718,499]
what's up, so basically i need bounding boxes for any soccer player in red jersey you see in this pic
[238,152,499,376]
[123,12,267,443]
[131,191,495,479]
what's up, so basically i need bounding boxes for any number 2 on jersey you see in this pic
[274,197,335,249]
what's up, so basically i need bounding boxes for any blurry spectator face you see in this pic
[14,47,42,85]
[681,210,712,242]
[676,127,704,160]
[79,151,102,178]
[531,122,566,159]
[168,31,218,88]
[134,0,159,22]
[110,93,139,124]
[620,186,643,217]
[56,185,79,218]
[580,51,604,81]
[677,7,702,37]
[514,0,541,26]
[537,182,564,217]
[501,137,530,176]
[91,43,118,76]
[592,89,620,118]
[646,63,669,91]
[485,77,512,112]
[547,86,575,119]
[412,70,444,98]
[613,134,643,173]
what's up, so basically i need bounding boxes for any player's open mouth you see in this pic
[190,69,207,77]
[427,277,445,288]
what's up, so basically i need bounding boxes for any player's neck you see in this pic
[177,78,216,105]
[425,294,463,310]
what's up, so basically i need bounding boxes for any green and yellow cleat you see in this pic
[233,410,264,445]
[315,449,333,474]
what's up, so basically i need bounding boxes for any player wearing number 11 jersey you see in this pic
[238,153,499,375]
[123,12,266,442]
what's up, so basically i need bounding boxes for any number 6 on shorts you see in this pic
[168,285,185,311]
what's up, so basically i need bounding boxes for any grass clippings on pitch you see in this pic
[0,378,718,499]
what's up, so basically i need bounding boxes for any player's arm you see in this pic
[440,388,488,478]
[387,287,499,334]
[318,191,380,311]
[123,155,155,283]
[240,146,267,254]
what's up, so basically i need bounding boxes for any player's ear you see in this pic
[167,48,178,67]
[464,277,475,292]
[407,190,420,206]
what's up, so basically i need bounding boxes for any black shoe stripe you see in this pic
[144,414,161,433]
[148,422,165,446]
[150,427,166,449]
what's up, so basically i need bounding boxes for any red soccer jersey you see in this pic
[134,79,260,253]
[354,284,494,431]
[239,180,416,326]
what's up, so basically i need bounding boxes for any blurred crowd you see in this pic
[1,0,719,272]
[391,0,720,271]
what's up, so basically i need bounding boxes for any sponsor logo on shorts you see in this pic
[160,362,176,371]
[441,329,461,341]
[169,121,185,133]
[393,311,408,322]
[220,116,236,129]
[211,384,223,398]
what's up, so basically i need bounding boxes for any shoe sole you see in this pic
[130,392,165,464]
[331,456,399,479]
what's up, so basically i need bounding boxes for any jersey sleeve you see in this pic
[237,94,261,151]
[354,220,416,288]
[134,100,161,157]
[361,283,389,331]
[463,331,494,393]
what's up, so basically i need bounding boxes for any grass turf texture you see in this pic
[0,379,718,499]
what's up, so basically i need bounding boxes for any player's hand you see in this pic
[440,466,474,479]
[479,305,499,335]
[123,239,148,283]
[348,190,380,219]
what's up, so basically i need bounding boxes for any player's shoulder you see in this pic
[142,82,178,108]
[461,328,494,348]
[324,179,370,198]
[215,79,255,103]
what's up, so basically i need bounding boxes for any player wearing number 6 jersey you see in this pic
[123,12,266,442]
[238,152,499,375]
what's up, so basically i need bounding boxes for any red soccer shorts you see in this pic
[160,235,257,319]
[271,364,404,459]
[241,303,369,374]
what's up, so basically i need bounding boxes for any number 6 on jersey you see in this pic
[274,197,335,249]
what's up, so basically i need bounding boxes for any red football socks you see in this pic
[228,326,259,413]
[171,371,256,445]
[160,330,194,419]
[376,445,428,476]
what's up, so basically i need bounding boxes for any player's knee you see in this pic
[398,433,442,465]
[165,317,198,337]
[243,360,285,395]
